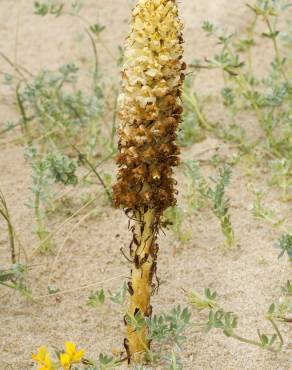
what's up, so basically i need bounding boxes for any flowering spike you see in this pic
[113,0,184,362]
[113,0,185,213]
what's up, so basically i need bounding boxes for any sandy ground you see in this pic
[0,0,292,369]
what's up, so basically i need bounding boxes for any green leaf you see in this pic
[90,24,106,36]
[48,285,60,294]
[268,303,275,315]
[87,289,105,308]
[260,334,269,346]
[262,31,280,39]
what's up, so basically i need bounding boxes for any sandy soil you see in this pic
[0,0,292,369]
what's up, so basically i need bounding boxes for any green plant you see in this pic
[188,289,283,352]
[0,190,30,297]
[34,1,65,17]
[0,189,16,263]
[182,161,235,248]
[270,159,292,201]
[182,69,213,132]
[275,280,292,320]
[108,281,128,307]
[183,160,208,214]
[277,233,292,262]
[87,289,105,308]
[25,146,54,252]
[0,263,31,297]
[96,353,120,370]
[45,153,78,186]
[0,0,116,255]
[206,165,235,248]
[164,207,192,243]
[248,184,275,221]
[248,183,287,230]
[82,353,121,370]
[179,74,206,147]
[146,305,191,348]
[191,0,292,197]
[164,352,183,370]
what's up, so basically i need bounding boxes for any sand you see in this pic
[0,0,292,369]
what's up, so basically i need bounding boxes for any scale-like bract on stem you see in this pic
[113,0,185,362]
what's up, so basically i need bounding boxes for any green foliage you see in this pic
[206,165,235,247]
[87,289,105,308]
[164,206,192,243]
[124,305,190,367]
[96,353,120,370]
[145,306,191,368]
[146,305,191,347]
[270,159,292,201]
[45,153,78,186]
[164,352,183,370]
[34,0,85,17]
[90,24,106,36]
[19,63,105,155]
[25,146,54,252]
[181,73,211,141]
[0,1,115,253]
[281,280,292,295]
[205,309,238,336]
[183,160,208,213]
[274,280,292,321]
[206,165,232,218]
[42,351,120,370]
[108,281,127,306]
[23,146,79,254]
[248,184,274,220]
[125,310,146,332]
[221,87,235,107]
[277,233,292,260]
[194,0,292,197]
[188,288,283,352]
[187,288,218,311]
[34,1,64,17]
[182,161,235,248]
[202,20,215,34]
[0,264,31,297]
[0,190,16,263]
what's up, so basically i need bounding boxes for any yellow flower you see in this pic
[60,342,85,369]
[32,346,54,370]
[60,353,70,370]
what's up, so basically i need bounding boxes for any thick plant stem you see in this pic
[126,208,158,361]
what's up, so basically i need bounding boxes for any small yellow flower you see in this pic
[60,353,70,370]
[60,342,85,369]
[32,346,54,370]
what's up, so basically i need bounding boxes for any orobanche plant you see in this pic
[113,0,185,363]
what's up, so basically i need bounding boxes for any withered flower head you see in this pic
[113,0,185,214]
